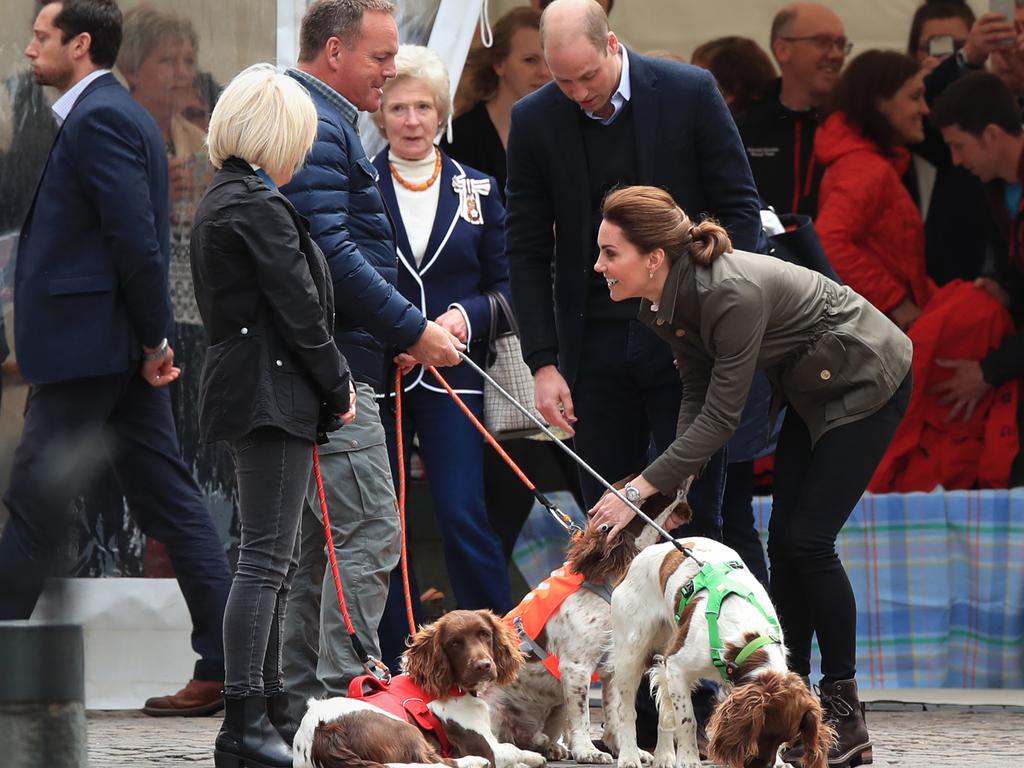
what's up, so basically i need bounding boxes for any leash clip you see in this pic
[364,656,392,684]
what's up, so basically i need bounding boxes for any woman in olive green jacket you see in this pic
[589,185,911,768]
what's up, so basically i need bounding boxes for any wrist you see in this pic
[142,338,169,361]
[623,481,646,506]
[959,47,986,69]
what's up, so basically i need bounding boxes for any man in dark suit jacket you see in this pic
[506,0,765,748]
[0,0,230,715]
[506,0,765,515]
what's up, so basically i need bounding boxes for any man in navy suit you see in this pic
[505,0,766,747]
[0,0,230,715]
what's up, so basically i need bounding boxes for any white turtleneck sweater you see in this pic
[389,149,442,267]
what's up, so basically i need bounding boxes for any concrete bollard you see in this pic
[0,621,87,768]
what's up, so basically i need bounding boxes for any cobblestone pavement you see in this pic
[85,707,1024,767]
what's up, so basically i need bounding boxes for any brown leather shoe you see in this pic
[142,678,224,717]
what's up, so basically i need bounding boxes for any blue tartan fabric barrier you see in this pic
[753,489,1024,688]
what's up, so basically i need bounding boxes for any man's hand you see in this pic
[393,352,418,376]
[434,308,469,345]
[975,276,1012,308]
[141,344,180,388]
[533,365,576,436]
[408,320,465,367]
[338,379,357,425]
[963,12,1018,67]
[933,358,991,422]
[888,298,922,332]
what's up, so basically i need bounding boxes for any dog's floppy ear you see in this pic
[402,619,454,699]
[708,683,767,766]
[482,609,523,685]
[795,688,834,768]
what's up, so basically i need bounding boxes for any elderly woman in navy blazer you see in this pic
[372,45,512,657]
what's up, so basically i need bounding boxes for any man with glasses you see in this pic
[735,2,849,217]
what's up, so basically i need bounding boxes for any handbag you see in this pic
[483,290,547,439]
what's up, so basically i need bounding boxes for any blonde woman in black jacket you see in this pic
[589,186,912,768]
[190,64,354,768]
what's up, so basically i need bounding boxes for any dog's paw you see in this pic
[572,745,613,764]
[637,748,654,765]
[651,752,674,768]
[616,748,644,768]
[543,740,570,761]
[454,757,491,768]
[519,748,547,768]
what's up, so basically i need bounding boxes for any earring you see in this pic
[648,270,654,279]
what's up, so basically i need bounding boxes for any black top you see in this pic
[580,101,640,321]
[443,101,508,203]
[191,157,351,444]
[734,79,824,218]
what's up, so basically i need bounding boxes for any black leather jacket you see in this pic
[190,157,351,444]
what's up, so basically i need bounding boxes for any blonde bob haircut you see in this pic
[373,45,451,139]
[207,63,318,179]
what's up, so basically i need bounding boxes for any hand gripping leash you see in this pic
[454,352,691,556]
[425,366,584,539]
[313,444,392,682]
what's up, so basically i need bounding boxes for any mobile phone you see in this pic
[990,0,1017,48]
[928,35,955,57]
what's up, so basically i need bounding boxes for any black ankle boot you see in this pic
[818,678,872,767]
[214,695,293,768]
[265,692,297,747]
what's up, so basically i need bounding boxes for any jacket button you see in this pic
[656,319,665,326]
[820,369,832,381]
[276,360,283,367]
[241,327,248,335]
[675,329,686,337]
[350,440,359,448]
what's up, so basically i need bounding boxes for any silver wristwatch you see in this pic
[623,482,643,506]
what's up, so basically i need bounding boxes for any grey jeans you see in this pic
[224,427,311,697]
[282,383,401,711]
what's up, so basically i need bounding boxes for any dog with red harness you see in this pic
[292,609,546,768]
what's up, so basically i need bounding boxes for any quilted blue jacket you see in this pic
[282,72,425,390]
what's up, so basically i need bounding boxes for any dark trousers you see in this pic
[570,319,726,532]
[768,372,912,682]
[224,427,310,696]
[0,369,231,680]
[378,385,512,670]
[571,318,727,737]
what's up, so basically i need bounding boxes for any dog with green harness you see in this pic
[607,537,834,768]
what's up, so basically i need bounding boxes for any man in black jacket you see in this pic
[931,71,1024,483]
[735,2,848,217]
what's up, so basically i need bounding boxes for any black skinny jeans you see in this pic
[767,372,911,683]
[224,427,312,697]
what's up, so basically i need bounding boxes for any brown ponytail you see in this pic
[602,186,731,266]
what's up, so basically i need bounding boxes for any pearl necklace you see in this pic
[390,147,442,192]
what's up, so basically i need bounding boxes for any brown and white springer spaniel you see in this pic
[607,538,833,768]
[292,609,546,768]
[485,485,690,764]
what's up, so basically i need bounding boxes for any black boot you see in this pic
[266,692,297,747]
[214,695,293,768]
[818,678,872,767]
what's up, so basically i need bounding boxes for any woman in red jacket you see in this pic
[815,50,935,331]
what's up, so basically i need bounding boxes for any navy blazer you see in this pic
[16,73,172,385]
[505,50,767,387]
[373,150,509,394]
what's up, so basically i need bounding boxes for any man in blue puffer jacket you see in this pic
[278,0,463,727]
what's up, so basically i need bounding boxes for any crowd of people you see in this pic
[2,0,1023,767]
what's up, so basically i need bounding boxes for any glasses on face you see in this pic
[781,35,854,55]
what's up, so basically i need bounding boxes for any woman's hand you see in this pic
[887,298,921,332]
[434,308,469,345]
[338,379,357,425]
[589,475,658,542]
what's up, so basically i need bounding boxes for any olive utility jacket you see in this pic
[641,249,912,494]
